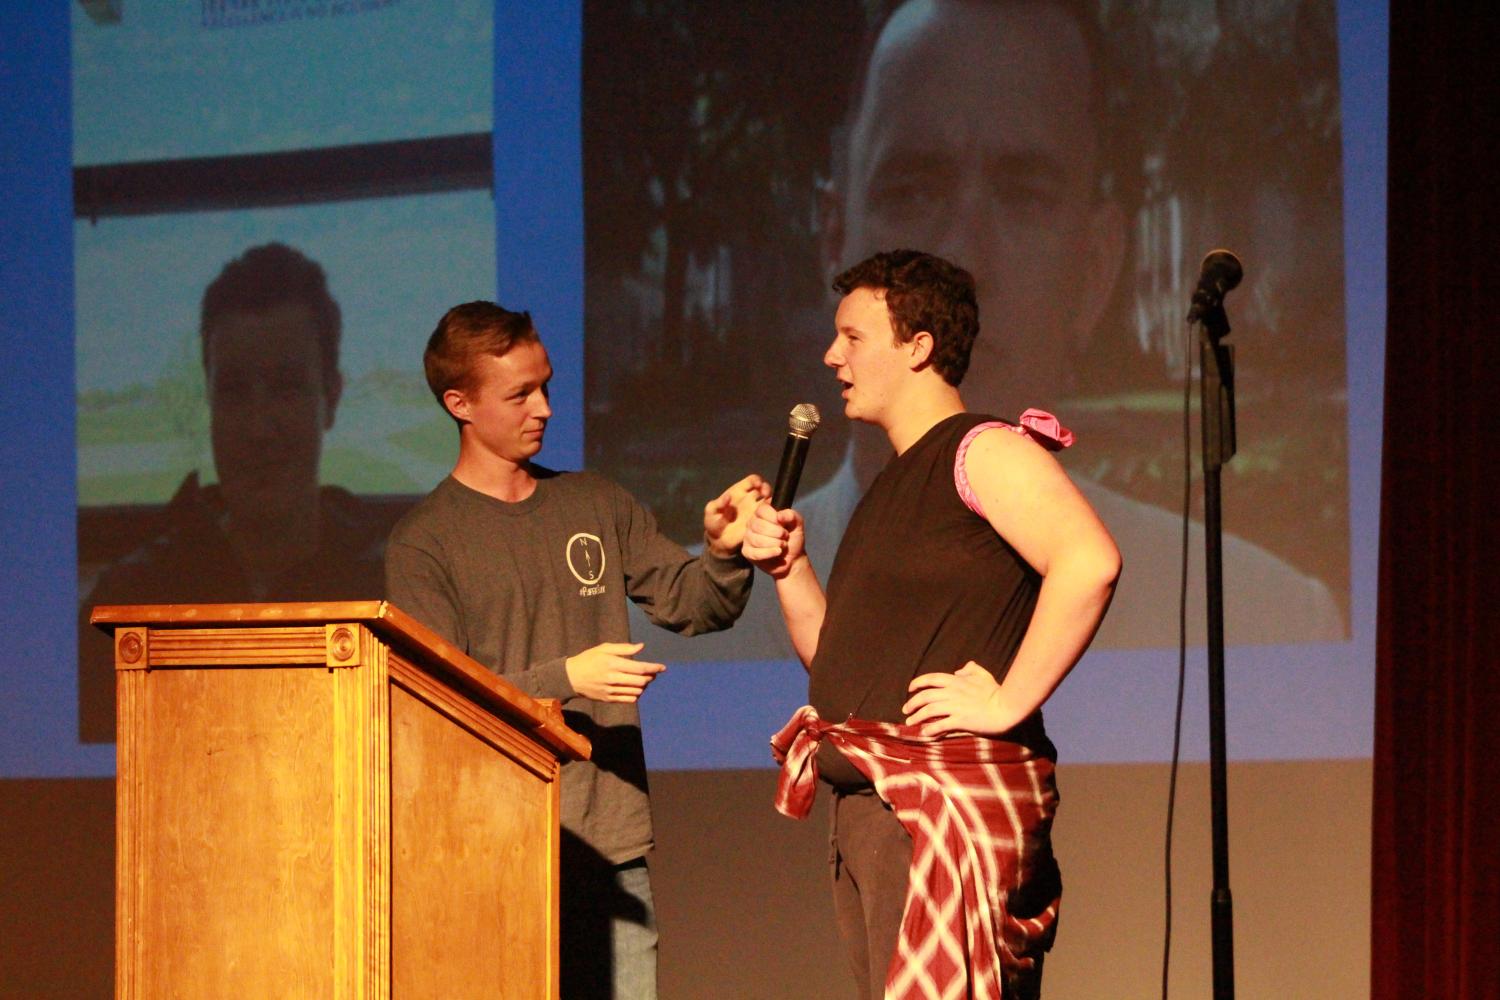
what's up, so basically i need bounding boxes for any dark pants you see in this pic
[829,787,1044,1000]
[830,789,912,1000]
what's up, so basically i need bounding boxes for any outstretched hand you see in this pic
[903,661,1021,736]
[740,501,806,579]
[704,474,772,558]
[565,641,665,703]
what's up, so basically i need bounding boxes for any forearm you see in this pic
[773,555,826,670]
[387,542,580,701]
[680,546,754,634]
[507,655,578,702]
[993,552,1119,724]
[629,543,752,636]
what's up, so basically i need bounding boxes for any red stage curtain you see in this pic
[1373,5,1500,997]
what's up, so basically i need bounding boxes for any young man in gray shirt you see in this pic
[385,301,766,999]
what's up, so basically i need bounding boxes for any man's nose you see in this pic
[823,337,843,369]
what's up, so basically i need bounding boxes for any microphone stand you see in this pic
[1193,293,1237,999]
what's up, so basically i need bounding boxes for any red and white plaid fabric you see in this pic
[771,705,1061,1000]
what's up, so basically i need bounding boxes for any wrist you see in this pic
[704,530,744,561]
[770,551,809,582]
[986,684,1033,734]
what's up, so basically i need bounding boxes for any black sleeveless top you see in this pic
[809,413,1052,787]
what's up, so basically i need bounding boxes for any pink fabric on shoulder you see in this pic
[1015,407,1076,450]
[954,409,1076,518]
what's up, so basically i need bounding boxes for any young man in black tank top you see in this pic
[743,250,1121,999]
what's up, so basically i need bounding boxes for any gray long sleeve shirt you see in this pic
[385,469,751,863]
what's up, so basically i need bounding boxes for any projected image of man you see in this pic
[78,243,386,741]
[815,0,1340,647]
[638,0,1342,672]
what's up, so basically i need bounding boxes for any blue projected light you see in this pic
[0,1,1388,778]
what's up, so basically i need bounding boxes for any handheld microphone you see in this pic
[1187,249,1243,324]
[771,403,821,509]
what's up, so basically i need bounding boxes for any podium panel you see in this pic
[134,666,338,997]
[390,675,554,998]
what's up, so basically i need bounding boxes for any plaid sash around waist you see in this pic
[771,705,1061,1000]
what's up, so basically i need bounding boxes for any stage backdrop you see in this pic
[1,1,1386,996]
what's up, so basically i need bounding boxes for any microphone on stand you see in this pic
[1186,249,1244,325]
[771,403,821,509]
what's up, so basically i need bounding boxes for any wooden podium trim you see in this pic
[390,652,558,781]
[92,600,590,762]
[140,626,330,667]
[115,667,145,998]
[332,625,390,997]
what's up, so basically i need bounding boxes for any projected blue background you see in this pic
[0,1,1386,780]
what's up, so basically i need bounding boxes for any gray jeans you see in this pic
[560,855,658,1000]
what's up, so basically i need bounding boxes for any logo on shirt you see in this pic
[566,533,607,595]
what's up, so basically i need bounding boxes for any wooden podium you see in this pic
[92,601,591,999]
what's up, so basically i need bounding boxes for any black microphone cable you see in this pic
[1161,295,1195,1000]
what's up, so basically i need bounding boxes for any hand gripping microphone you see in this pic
[771,403,821,509]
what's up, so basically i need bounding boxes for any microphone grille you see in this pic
[788,402,821,436]
[1200,249,1244,291]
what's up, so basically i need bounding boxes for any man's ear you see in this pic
[908,330,935,369]
[442,387,470,424]
[322,370,344,431]
[1073,199,1128,353]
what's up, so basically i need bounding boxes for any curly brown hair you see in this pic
[832,249,979,386]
